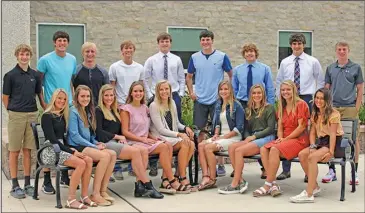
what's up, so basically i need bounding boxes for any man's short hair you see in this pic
[241,43,259,59]
[157,32,172,43]
[335,41,350,51]
[81,42,97,54]
[120,40,136,51]
[199,30,214,40]
[14,44,33,57]
[53,31,70,42]
[289,33,306,45]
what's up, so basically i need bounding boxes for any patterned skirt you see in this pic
[40,142,72,166]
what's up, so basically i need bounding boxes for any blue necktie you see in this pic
[247,64,253,98]
[294,57,300,94]
[163,55,168,80]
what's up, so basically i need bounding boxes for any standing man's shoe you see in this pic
[217,164,226,177]
[321,168,337,183]
[42,181,55,195]
[113,170,124,180]
[10,186,26,199]
[276,171,291,180]
[149,166,158,177]
[304,175,308,183]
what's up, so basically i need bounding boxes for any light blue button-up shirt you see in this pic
[232,60,275,104]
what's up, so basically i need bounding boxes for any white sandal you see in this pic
[65,199,87,209]
[253,181,272,197]
[80,196,98,207]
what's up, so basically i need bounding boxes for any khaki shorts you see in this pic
[335,106,359,140]
[7,111,38,151]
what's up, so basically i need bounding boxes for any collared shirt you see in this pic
[325,59,364,107]
[2,64,42,112]
[232,60,275,104]
[144,51,185,99]
[37,51,77,105]
[276,52,324,97]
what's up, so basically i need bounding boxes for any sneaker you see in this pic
[218,184,241,194]
[149,166,158,177]
[239,180,248,194]
[349,172,359,185]
[304,175,308,183]
[230,170,234,178]
[313,187,321,197]
[217,164,226,177]
[322,168,337,183]
[128,170,136,177]
[42,182,55,195]
[23,185,35,196]
[10,186,26,199]
[113,170,124,180]
[60,178,70,188]
[290,190,314,203]
[109,176,116,183]
[276,171,291,180]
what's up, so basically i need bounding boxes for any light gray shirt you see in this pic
[144,51,185,99]
[276,52,325,97]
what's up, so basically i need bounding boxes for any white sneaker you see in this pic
[349,172,359,185]
[313,187,321,197]
[290,190,314,203]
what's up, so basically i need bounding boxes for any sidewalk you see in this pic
[2,155,364,212]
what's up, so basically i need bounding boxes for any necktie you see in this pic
[163,55,168,80]
[247,64,253,98]
[294,57,300,94]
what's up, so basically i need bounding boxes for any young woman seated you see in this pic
[68,85,116,206]
[41,89,93,210]
[253,80,310,197]
[95,84,163,199]
[149,80,196,191]
[198,80,244,191]
[290,88,344,203]
[120,81,191,194]
[219,84,276,194]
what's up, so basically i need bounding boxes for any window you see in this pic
[278,31,313,68]
[37,23,86,63]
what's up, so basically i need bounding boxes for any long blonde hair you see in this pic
[154,80,177,128]
[277,80,302,120]
[246,84,267,120]
[218,80,235,117]
[73,85,96,131]
[44,89,69,128]
[98,84,120,122]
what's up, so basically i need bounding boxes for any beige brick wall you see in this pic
[29,1,364,80]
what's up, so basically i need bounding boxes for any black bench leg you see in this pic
[188,157,193,184]
[350,161,356,193]
[55,170,62,209]
[32,166,43,200]
[340,162,346,201]
[193,150,199,185]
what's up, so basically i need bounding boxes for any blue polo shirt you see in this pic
[232,60,275,104]
[188,50,232,105]
[37,51,76,105]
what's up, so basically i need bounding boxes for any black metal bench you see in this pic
[195,119,358,201]
[30,122,194,208]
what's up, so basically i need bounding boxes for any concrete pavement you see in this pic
[2,155,364,212]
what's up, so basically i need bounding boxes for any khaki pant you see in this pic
[7,111,38,151]
[335,106,359,139]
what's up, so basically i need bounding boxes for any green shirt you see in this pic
[244,104,276,139]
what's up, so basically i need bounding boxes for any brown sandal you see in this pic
[159,178,176,194]
[197,175,217,191]
[169,178,191,194]
[179,176,198,192]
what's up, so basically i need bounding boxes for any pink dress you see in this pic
[121,104,163,153]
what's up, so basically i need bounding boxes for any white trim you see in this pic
[36,23,86,60]
[166,26,208,32]
[277,30,314,69]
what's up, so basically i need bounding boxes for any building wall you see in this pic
[29,1,364,77]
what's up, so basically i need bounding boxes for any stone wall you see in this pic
[29,1,364,77]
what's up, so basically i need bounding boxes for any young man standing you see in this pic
[143,32,185,176]
[323,41,363,184]
[186,30,233,177]
[275,33,325,181]
[37,31,77,193]
[2,44,46,199]
[109,40,144,179]
[232,42,275,107]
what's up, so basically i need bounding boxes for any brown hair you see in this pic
[73,85,96,131]
[157,32,172,43]
[126,81,146,105]
[241,43,259,59]
[120,40,136,51]
[14,44,33,57]
[335,41,350,51]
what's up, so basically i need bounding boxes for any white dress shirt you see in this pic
[144,51,185,99]
[276,52,325,97]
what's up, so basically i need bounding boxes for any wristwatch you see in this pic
[309,144,317,149]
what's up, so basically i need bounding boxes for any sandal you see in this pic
[159,178,176,194]
[169,178,191,194]
[101,191,115,204]
[270,183,282,197]
[80,196,98,207]
[65,199,87,209]
[197,175,217,191]
[179,176,198,192]
[253,182,272,197]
